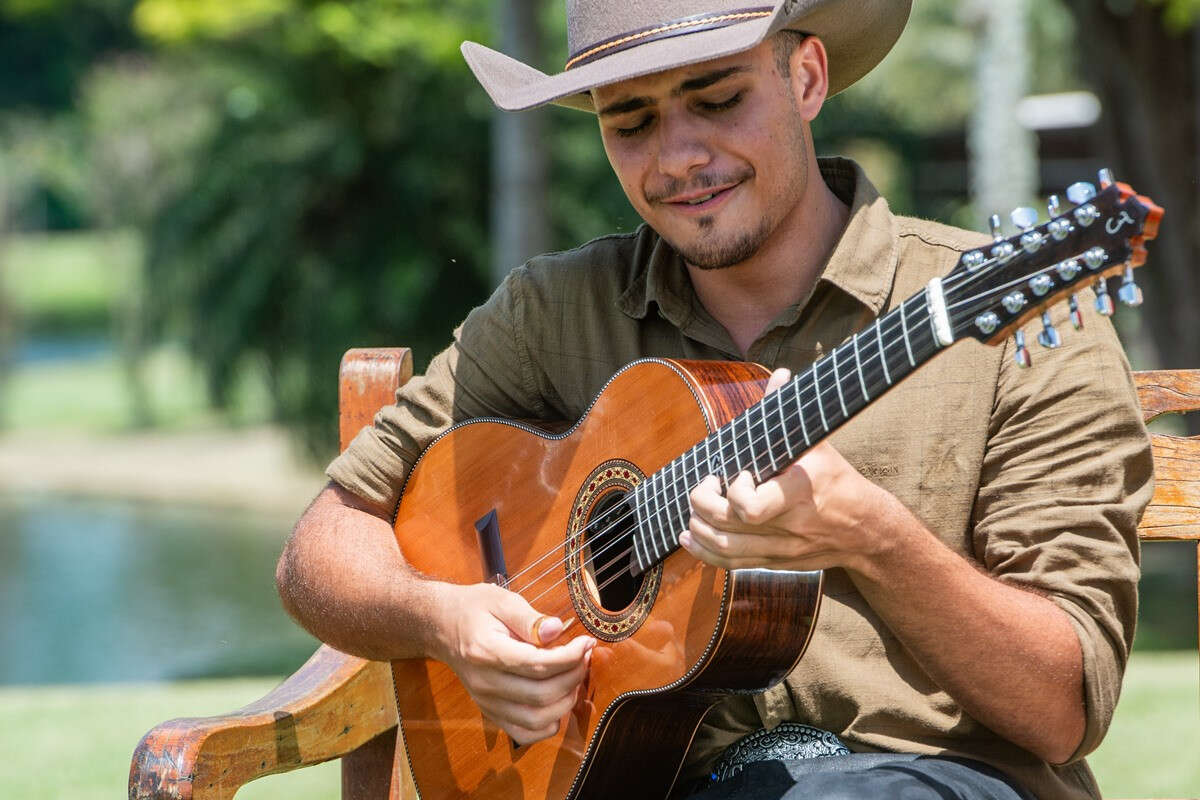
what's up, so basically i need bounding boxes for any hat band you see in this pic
[565,7,774,71]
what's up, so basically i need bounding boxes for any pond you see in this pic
[0,492,319,685]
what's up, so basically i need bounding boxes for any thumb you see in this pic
[491,587,564,645]
[765,367,792,394]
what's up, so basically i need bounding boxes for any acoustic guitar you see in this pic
[388,175,1161,799]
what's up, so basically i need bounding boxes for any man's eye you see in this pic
[615,117,652,137]
[700,92,743,111]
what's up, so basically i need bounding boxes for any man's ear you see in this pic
[788,35,830,122]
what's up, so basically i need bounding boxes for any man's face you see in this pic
[593,38,813,270]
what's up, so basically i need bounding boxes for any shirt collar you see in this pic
[618,157,899,323]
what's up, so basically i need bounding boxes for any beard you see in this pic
[663,215,775,270]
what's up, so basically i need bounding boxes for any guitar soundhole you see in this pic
[565,459,661,641]
[582,491,642,612]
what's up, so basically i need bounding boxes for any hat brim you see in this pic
[461,0,911,112]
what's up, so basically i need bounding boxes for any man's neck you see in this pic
[686,165,850,358]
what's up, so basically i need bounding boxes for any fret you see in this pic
[874,317,893,386]
[670,458,688,523]
[756,404,778,475]
[852,332,870,401]
[832,347,849,418]
[899,298,917,367]
[741,412,763,482]
[810,361,829,431]
[649,475,672,556]
[633,487,649,571]
[792,376,811,446]
[775,385,793,461]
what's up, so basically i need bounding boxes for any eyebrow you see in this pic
[596,66,750,117]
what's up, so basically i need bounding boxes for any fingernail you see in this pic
[533,615,563,643]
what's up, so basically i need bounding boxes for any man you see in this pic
[276,1,1153,798]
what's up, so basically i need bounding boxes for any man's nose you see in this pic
[655,114,712,180]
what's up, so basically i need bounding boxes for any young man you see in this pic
[276,2,1153,797]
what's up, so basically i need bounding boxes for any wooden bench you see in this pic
[128,349,1200,800]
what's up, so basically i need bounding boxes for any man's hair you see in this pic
[772,29,810,77]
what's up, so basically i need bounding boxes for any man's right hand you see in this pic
[428,581,595,745]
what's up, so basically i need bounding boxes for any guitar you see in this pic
[387,174,1162,799]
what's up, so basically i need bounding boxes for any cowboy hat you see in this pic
[461,0,912,112]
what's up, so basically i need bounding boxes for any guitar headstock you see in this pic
[944,170,1163,365]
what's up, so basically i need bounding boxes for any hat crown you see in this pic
[565,0,760,56]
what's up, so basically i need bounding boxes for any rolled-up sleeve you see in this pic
[970,306,1154,762]
[325,265,544,511]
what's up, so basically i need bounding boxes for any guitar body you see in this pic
[390,359,824,800]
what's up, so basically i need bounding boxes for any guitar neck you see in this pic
[630,290,944,575]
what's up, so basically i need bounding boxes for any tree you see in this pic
[1063,0,1200,428]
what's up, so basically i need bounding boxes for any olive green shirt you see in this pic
[327,158,1153,800]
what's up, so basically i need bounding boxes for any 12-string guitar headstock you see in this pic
[943,169,1163,366]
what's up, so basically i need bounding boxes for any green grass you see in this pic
[1,344,272,433]
[1,229,141,330]
[0,677,339,800]
[1090,650,1200,798]
[1,651,1194,799]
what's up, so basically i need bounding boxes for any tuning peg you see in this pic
[1037,311,1062,349]
[1117,266,1144,307]
[1047,195,1062,217]
[1047,194,1073,240]
[1066,182,1097,205]
[989,213,1003,240]
[1098,168,1115,188]
[1094,280,1115,316]
[1011,206,1038,230]
[1010,207,1044,253]
[1014,330,1031,368]
[1068,294,1084,329]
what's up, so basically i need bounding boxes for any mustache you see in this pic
[644,167,754,203]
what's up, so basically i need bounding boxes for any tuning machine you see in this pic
[1066,182,1101,227]
[988,213,1015,261]
[1013,330,1031,368]
[1011,207,1044,253]
[1047,195,1072,241]
[1037,311,1061,349]
[1117,266,1143,307]
[1094,279,1115,316]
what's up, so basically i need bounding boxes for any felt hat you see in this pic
[461,0,912,112]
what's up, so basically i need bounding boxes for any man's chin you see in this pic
[661,224,771,271]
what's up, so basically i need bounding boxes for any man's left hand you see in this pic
[680,368,897,573]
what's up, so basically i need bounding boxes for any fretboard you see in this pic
[629,291,943,575]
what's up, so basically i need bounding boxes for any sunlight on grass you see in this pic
[0,678,338,800]
[2,344,272,433]
[1090,650,1199,798]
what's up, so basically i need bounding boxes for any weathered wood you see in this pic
[340,348,413,451]
[1133,370,1200,542]
[128,647,399,799]
[1134,369,1200,424]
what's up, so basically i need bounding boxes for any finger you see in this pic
[765,367,792,394]
[473,653,590,707]
[483,683,582,740]
[689,474,733,524]
[481,630,595,680]
[488,586,565,645]
[724,470,778,524]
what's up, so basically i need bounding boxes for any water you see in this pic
[0,493,319,685]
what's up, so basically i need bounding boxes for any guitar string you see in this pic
[523,342,921,612]
[506,242,1120,604]
[503,296,935,597]
[516,328,941,607]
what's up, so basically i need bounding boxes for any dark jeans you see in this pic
[685,753,1035,800]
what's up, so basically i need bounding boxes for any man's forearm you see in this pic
[849,492,1086,765]
[276,482,447,662]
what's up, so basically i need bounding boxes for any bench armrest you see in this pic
[129,646,399,800]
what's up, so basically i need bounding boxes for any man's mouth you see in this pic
[664,183,737,210]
